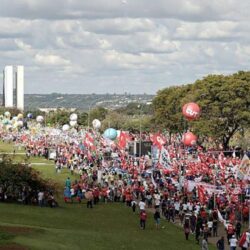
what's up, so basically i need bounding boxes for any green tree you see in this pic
[152,84,192,135]
[152,71,250,149]
[190,72,250,149]
[88,107,108,127]
[0,156,57,202]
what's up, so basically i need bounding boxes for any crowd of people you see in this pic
[1,123,250,249]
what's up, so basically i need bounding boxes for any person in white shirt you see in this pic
[183,203,188,212]
[174,201,180,216]
[229,235,237,250]
[38,191,44,207]
[207,220,213,236]
[139,200,146,211]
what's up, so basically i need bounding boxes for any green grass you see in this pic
[0,142,217,250]
[0,202,216,250]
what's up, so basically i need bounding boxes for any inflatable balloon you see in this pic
[62,124,70,131]
[36,115,44,123]
[2,119,10,125]
[103,128,117,140]
[69,120,77,127]
[17,113,23,119]
[4,111,11,118]
[17,120,23,127]
[27,113,33,119]
[70,113,78,121]
[182,102,201,120]
[182,132,197,146]
[92,119,101,129]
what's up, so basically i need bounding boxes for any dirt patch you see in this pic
[0,226,33,235]
[0,244,28,250]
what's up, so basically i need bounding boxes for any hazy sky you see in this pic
[0,0,249,94]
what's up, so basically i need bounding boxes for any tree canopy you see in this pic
[152,71,250,149]
[0,156,57,202]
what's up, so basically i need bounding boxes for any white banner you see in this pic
[159,147,172,169]
[237,154,250,180]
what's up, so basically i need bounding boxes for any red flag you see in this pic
[118,131,129,149]
[198,185,206,204]
[150,133,166,150]
[84,133,96,150]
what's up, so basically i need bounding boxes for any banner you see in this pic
[237,154,250,180]
[159,147,172,169]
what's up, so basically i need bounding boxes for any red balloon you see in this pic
[182,102,201,120]
[183,132,197,146]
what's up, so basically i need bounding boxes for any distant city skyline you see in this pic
[0,0,249,94]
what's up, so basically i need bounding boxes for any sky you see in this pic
[0,0,249,94]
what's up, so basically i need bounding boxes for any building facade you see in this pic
[3,65,24,111]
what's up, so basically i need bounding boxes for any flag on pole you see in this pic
[150,133,166,150]
[84,133,96,151]
[118,131,130,149]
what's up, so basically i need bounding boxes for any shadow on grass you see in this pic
[0,225,43,250]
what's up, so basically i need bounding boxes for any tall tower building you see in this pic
[3,65,24,111]
[16,66,24,111]
[3,66,14,108]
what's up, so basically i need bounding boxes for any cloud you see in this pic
[34,53,71,66]
[0,0,249,94]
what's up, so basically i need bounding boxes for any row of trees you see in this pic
[2,71,248,149]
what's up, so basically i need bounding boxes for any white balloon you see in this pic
[92,119,101,129]
[36,116,44,123]
[70,113,78,121]
[62,124,70,131]
[4,111,11,117]
[17,120,23,127]
[17,113,23,119]
[70,120,77,127]
[12,116,18,121]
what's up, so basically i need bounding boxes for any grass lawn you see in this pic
[0,142,217,250]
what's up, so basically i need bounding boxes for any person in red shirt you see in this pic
[140,211,147,230]
[227,222,235,244]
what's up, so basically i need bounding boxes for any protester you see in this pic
[216,236,225,250]
[140,210,147,230]
[229,235,237,250]
[201,237,209,250]
[184,219,190,240]
[154,209,161,229]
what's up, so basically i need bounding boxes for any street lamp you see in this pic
[138,104,143,157]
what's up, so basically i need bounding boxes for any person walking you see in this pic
[184,219,190,240]
[140,210,147,230]
[216,236,225,250]
[235,220,242,240]
[229,235,237,250]
[201,237,209,250]
[154,209,161,229]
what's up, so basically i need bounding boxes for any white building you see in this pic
[16,66,24,111]
[3,65,24,111]
[3,66,14,108]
